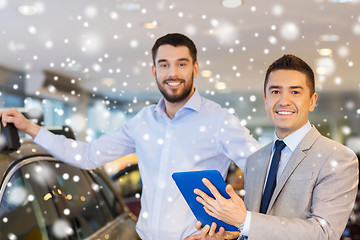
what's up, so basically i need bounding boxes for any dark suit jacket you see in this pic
[244,127,359,239]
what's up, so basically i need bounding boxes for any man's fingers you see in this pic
[225,184,238,199]
[0,109,18,126]
[195,190,218,218]
[200,224,210,238]
[203,206,217,218]
[194,188,206,198]
[194,188,213,205]
[225,184,246,209]
[208,222,217,236]
[196,196,205,205]
[202,178,223,200]
[3,115,19,128]
[1,114,13,127]
[195,221,202,230]
[218,226,225,236]
[184,234,202,240]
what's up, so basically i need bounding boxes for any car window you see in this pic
[49,162,112,239]
[89,170,123,216]
[117,168,142,198]
[0,159,130,240]
[0,162,64,240]
[107,163,142,217]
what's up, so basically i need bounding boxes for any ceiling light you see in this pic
[319,34,340,42]
[8,41,27,52]
[328,0,350,3]
[117,2,142,11]
[18,5,38,15]
[318,48,332,56]
[18,3,44,16]
[215,82,227,90]
[315,57,335,76]
[101,78,116,86]
[222,0,243,8]
[201,70,213,78]
[143,21,158,29]
[316,67,328,75]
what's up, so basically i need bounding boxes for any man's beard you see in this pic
[156,73,194,103]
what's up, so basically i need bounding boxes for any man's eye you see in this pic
[271,90,280,94]
[160,64,168,68]
[179,63,186,67]
[292,91,300,94]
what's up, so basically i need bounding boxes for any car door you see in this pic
[85,170,138,240]
[0,157,138,240]
[48,160,138,240]
[0,157,72,240]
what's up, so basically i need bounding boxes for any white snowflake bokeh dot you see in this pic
[7,233,17,240]
[52,220,74,238]
[271,4,284,16]
[142,212,149,219]
[280,22,300,41]
[73,175,80,182]
[143,134,150,140]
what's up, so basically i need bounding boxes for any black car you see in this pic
[0,123,139,240]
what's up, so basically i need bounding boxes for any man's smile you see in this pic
[167,82,181,86]
[276,111,294,115]
[164,80,183,88]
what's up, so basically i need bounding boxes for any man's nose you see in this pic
[279,92,291,106]
[168,65,179,78]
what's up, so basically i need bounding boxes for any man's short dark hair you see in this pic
[151,33,197,64]
[264,54,315,96]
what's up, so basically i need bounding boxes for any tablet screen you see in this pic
[172,170,238,232]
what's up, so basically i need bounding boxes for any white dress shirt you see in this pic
[240,121,311,237]
[34,90,259,240]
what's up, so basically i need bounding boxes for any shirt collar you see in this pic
[154,89,202,115]
[273,121,311,152]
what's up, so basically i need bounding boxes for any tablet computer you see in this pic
[172,170,238,232]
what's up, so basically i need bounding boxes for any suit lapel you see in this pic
[267,127,321,212]
[248,143,272,212]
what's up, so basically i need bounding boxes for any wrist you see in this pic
[238,211,251,236]
[238,222,245,233]
[27,122,40,139]
[238,213,246,232]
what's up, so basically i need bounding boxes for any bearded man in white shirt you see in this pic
[0,33,259,240]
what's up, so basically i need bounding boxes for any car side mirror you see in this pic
[0,118,21,151]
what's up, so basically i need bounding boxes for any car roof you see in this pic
[0,138,51,182]
[0,122,75,182]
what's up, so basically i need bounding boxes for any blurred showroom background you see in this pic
[1,0,360,153]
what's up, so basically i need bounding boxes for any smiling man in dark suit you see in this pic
[194,54,359,240]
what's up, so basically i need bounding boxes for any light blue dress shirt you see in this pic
[34,90,259,240]
[240,121,311,237]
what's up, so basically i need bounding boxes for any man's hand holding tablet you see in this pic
[194,177,246,239]
[172,170,244,237]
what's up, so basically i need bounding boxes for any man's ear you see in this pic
[152,65,156,78]
[309,92,318,112]
[193,61,199,78]
[263,93,267,104]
